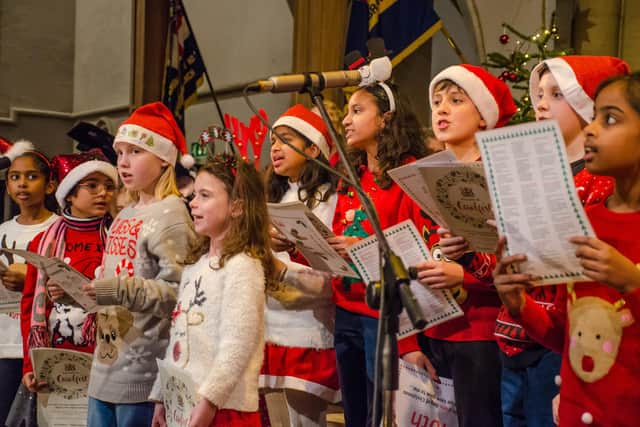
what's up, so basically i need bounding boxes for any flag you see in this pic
[346,0,442,66]
[162,0,205,131]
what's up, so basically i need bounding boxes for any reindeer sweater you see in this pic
[0,214,58,359]
[150,252,266,412]
[88,195,197,404]
[517,202,640,427]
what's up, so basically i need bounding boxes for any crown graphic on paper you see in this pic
[460,186,475,198]
[198,108,269,169]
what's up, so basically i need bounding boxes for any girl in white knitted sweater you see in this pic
[151,155,274,427]
[261,104,340,426]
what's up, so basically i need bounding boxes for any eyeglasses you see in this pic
[77,182,117,195]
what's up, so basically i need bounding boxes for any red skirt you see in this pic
[260,343,340,403]
[209,408,261,426]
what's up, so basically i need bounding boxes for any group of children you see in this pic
[0,53,637,427]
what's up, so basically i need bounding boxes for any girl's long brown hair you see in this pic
[192,154,275,279]
[339,82,431,192]
[342,82,429,191]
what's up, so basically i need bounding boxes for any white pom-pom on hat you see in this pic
[6,140,35,161]
[180,153,195,169]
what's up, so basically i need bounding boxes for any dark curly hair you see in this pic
[341,82,429,191]
[265,126,337,208]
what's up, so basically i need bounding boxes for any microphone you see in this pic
[247,56,392,93]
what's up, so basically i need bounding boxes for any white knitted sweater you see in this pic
[150,252,265,411]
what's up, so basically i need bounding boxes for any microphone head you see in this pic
[359,56,393,87]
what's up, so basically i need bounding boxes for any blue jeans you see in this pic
[501,350,561,427]
[87,397,154,427]
[334,307,379,427]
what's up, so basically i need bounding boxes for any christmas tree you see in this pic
[484,13,572,123]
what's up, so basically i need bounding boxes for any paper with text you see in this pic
[477,120,594,285]
[347,220,462,337]
[31,348,92,427]
[2,248,97,311]
[158,358,199,427]
[268,201,359,278]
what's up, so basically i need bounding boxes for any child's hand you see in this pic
[270,226,295,253]
[327,236,360,261]
[46,279,66,301]
[151,402,167,427]
[22,372,48,393]
[83,282,97,301]
[402,351,439,382]
[570,235,640,293]
[1,263,26,291]
[437,228,469,261]
[189,398,217,427]
[493,237,537,316]
[414,260,464,290]
[552,393,560,425]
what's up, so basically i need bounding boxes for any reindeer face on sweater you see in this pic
[170,276,205,367]
[96,307,134,365]
[568,296,634,383]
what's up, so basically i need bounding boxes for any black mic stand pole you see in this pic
[302,79,426,426]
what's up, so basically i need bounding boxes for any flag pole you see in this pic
[439,25,469,63]
[180,1,226,128]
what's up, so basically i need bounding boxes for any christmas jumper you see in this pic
[331,160,429,319]
[420,225,502,343]
[516,201,640,427]
[260,182,340,403]
[20,213,106,375]
[150,252,266,413]
[88,195,197,404]
[0,214,58,359]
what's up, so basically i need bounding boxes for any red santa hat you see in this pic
[272,104,333,159]
[529,56,630,123]
[0,139,35,170]
[114,102,194,168]
[429,64,517,129]
[52,149,118,208]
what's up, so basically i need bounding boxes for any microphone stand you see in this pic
[302,80,426,426]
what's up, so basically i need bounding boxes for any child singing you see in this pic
[151,155,273,426]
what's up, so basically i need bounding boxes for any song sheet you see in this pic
[0,257,21,313]
[476,120,595,285]
[2,248,97,311]
[347,220,462,338]
[157,358,199,427]
[31,348,92,427]
[394,359,458,427]
[389,151,498,252]
[268,201,359,278]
